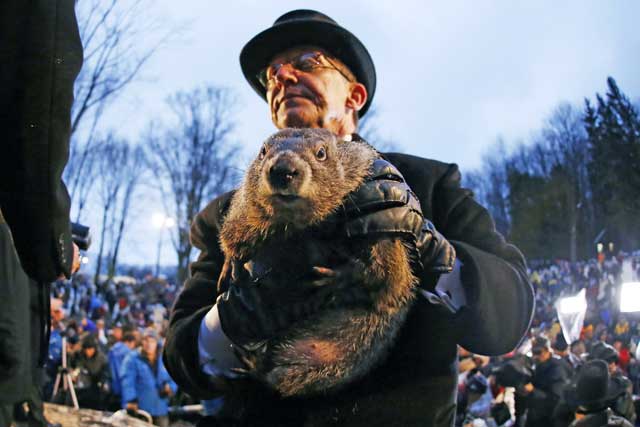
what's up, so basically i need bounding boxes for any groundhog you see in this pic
[218,128,419,397]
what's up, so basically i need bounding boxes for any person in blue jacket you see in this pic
[121,328,176,427]
[107,331,137,410]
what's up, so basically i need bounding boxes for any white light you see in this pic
[152,213,166,228]
[620,282,640,312]
[558,291,587,314]
[151,213,175,229]
[81,256,89,265]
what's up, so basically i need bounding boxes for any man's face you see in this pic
[572,342,586,356]
[532,347,551,364]
[264,46,360,133]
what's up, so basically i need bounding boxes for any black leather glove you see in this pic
[335,157,456,275]
[216,262,291,351]
[415,217,456,275]
[216,259,371,351]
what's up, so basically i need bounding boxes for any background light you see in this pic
[557,291,587,314]
[620,282,640,313]
[151,212,175,229]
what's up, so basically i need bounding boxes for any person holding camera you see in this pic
[70,336,110,410]
[517,336,570,427]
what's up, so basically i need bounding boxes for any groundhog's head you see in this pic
[246,128,377,228]
[221,129,378,256]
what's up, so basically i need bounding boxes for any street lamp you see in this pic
[619,282,640,313]
[152,213,175,277]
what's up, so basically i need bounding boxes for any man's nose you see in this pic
[273,63,298,86]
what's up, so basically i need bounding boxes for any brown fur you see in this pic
[219,128,418,396]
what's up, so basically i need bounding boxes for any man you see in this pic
[588,341,636,424]
[122,329,176,427]
[569,360,633,427]
[517,336,570,427]
[553,333,578,377]
[0,0,82,426]
[163,10,533,427]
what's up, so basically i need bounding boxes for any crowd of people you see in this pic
[42,252,640,426]
[456,251,640,427]
[45,274,181,426]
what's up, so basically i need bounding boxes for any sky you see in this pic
[83,0,640,268]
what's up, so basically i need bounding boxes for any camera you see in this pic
[71,222,91,250]
[492,356,533,388]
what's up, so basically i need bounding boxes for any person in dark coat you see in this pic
[162,9,534,427]
[518,336,570,427]
[569,360,633,427]
[553,333,577,378]
[0,0,82,426]
[587,341,636,424]
[71,336,110,410]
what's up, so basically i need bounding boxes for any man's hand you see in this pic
[71,242,80,274]
[160,383,173,397]
[416,219,456,274]
[337,157,456,275]
[216,259,371,350]
[57,243,80,280]
[516,382,534,395]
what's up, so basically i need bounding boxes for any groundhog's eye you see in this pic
[315,146,327,161]
[259,145,267,160]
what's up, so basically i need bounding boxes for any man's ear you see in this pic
[346,82,367,112]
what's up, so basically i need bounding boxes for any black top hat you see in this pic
[587,341,619,364]
[574,360,612,412]
[240,9,376,117]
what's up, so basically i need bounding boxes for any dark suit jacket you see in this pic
[0,0,82,282]
[163,153,534,427]
[0,0,82,406]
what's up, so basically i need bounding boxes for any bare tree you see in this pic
[539,103,590,262]
[106,146,146,278]
[64,0,167,221]
[93,136,146,284]
[144,86,240,284]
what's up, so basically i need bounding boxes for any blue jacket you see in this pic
[108,342,133,398]
[121,348,177,416]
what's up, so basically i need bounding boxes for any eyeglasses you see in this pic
[257,51,354,89]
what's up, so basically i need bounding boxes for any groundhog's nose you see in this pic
[269,163,299,189]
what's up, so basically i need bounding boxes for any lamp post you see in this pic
[152,213,175,277]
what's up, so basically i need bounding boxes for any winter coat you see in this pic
[72,350,109,391]
[525,356,570,427]
[163,146,534,427]
[121,348,177,416]
[108,342,133,398]
[0,0,81,416]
